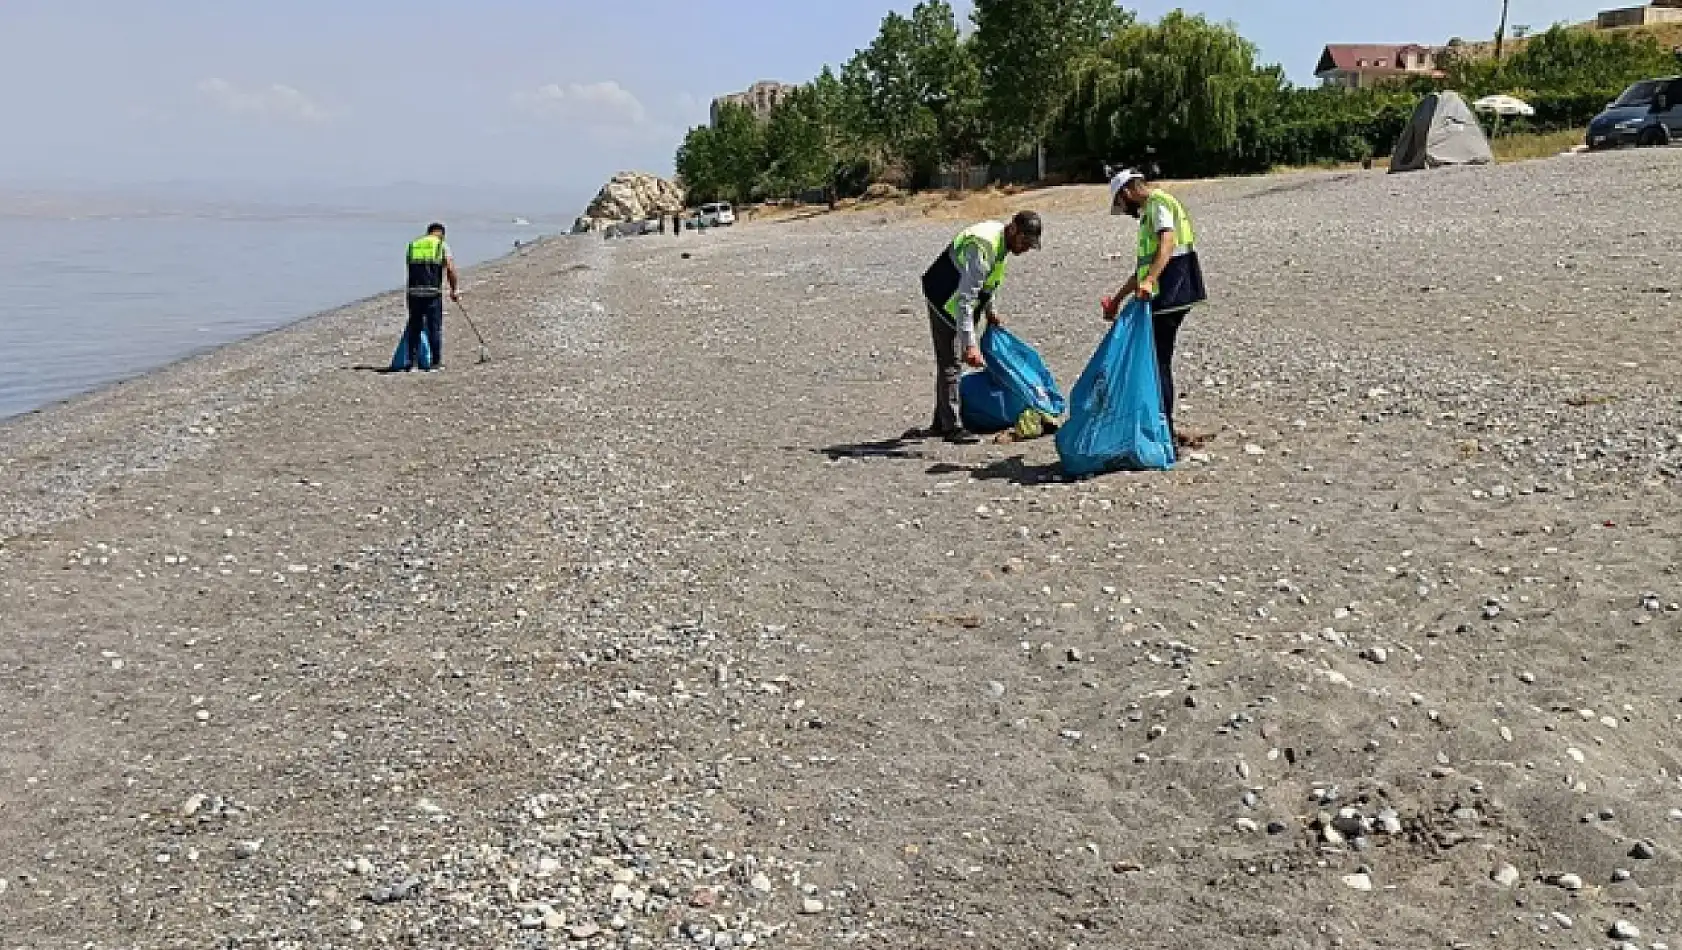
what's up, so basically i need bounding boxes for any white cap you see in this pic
[1109,169,1143,213]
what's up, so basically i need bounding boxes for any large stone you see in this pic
[577,172,686,232]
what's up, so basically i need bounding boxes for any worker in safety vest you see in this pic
[1103,170,1206,445]
[912,210,1043,440]
[403,223,460,372]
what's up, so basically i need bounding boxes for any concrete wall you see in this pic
[709,81,794,127]
[1599,4,1682,29]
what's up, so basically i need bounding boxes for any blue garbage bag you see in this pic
[389,328,432,372]
[959,370,1026,434]
[979,327,1066,421]
[1055,300,1175,475]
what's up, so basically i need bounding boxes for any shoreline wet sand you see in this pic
[4,148,1682,948]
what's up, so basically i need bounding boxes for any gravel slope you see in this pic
[3,147,1682,949]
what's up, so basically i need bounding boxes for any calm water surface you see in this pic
[0,212,551,419]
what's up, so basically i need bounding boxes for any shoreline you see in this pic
[0,234,566,541]
[0,220,563,424]
[0,231,566,425]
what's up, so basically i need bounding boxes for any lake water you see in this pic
[0,212,552,420]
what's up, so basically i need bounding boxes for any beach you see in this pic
[4,146,1682,948]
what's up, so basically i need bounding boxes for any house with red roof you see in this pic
[1315,44,1446,89]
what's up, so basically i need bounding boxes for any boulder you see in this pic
[578,172,685,231]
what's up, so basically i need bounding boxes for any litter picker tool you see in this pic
[454,298,490,364]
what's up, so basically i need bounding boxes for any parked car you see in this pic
[1587,75,1682,149]
[601,218,658,240]
[697,202,736,227]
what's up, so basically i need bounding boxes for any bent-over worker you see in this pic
[912,210,1043,440]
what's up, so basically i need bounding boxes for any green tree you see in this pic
[674,124,722,204]
[971,0,1131,158]
[1438,25,1678,130]
[807,66,874,199]
[1501,25,1675,91]
[675,0,1682,201]
[715,102,768,201]
[762,86,830,197]
[1441,24,1677,94]
[850,9,936,179]
[838,2,982,183]
[674,103,765,204]
[1056,11,1267,176]
[915,2,987,166]
[837,54,888,174]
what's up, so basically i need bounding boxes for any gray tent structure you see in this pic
[1388,91,1493,173]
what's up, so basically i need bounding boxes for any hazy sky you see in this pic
[0,0,1603,214]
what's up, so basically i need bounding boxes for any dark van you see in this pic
[1587,75,1682,149]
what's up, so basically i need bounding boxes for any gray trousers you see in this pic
[926,302,963,433]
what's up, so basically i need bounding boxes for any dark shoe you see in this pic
[901,425,973,443]
[1175,431,1213,450]
[941,428,979,444]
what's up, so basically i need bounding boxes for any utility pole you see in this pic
[1494,0,1511,61]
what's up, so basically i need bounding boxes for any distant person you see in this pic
[910,210,1043,440]
[1103,170,1206,447]
[403,223,460,372]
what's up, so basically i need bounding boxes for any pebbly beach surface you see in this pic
[3,146,1682,949]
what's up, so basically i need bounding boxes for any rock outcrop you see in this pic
[576,172,685,232]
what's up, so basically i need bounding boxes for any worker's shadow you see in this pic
[816,437,930,461]
[927,455,1066,486]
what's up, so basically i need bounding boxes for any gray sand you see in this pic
[3,146,1682,948]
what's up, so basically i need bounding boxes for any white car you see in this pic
[697,202,736,227]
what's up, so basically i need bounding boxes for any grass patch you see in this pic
[1491,128,1586,161]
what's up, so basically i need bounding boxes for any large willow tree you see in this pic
[1056,11,1268,177]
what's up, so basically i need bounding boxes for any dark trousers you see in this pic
[926,302,963,433]
[1154,308,1189,439]
[404,294,444,370]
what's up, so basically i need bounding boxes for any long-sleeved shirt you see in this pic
[950,239,998,349]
